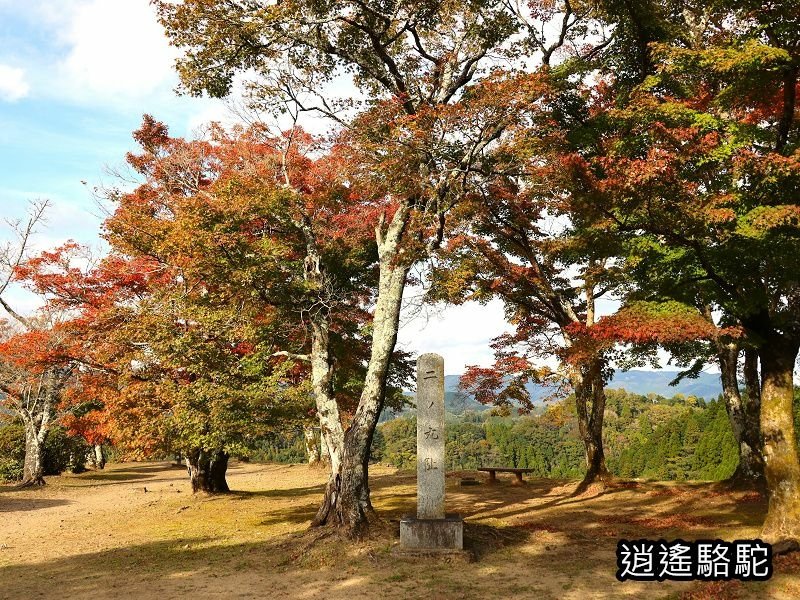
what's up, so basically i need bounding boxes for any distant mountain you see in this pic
[606,370,722,399]
[440,369,723,412]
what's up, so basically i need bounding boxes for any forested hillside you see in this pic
[373,388,800,482]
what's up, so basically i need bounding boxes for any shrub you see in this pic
[0,422,25,482]
[43,426,89,475]
[0,422,90,480]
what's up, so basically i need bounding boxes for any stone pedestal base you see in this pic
[399,514,463,550]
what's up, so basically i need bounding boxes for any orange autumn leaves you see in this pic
[574,302,742,347]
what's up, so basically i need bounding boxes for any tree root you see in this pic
[15,478,46,489]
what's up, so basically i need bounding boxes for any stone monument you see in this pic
[399,353,464,550]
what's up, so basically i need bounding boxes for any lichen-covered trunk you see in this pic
[573,359,610,491]
[314,208,410,536]
[320,430,330,464]
[20,399,52,487]
[311,203,412,537]
[309,313,345,526]
[330,422,376,537]
[718,344,763,485]
[299,218,346,524]
[17,371,62,487]
[758,339,800,546]
[22,425,45,486]
[186,448,230,494]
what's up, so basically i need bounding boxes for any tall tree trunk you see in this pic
[574,359,611,492]
[719,343,764,485]
[186,448,230,493]
[319,263,409,536]
[309,313,345,526]
[314,204,411,536]
[21,423,46,486]
[743,347,763,466]
[571,268,610,492]
[304,425,321,465]
[93,444,106,470]
[19,397,52,487]
[299,217,345,524]
[758,337,800,547]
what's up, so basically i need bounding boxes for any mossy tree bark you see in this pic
[296,221,347,527]
[573,359,611,492]
[757,336,800,546]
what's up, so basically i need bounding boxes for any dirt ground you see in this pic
[0,462,798,599]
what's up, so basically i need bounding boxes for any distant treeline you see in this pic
[4,387,797,484]
[249,432,307,464]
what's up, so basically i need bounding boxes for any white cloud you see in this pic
[185,102,243,137]
[397,297,513,374]
[55,0,177,104]
[0,64,30,101]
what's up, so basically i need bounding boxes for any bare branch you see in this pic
[0,199,50,329]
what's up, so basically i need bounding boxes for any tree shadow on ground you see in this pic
[258,502,321,527]
[0,497,71,512]
[0,518,537,598]
[0,463,795,600]
[0,504,790,600]
[78,473,154,482]
[482,483,765,536]
[95,464,169,474]
[229,483,326,500]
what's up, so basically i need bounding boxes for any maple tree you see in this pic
[50,365,114,470]
[427,68,624,489]
[29,116,393,494]
[591,300,765,485]
[560,1,800,547]
[0,319,78,486]
[8,1,798,563]
[156,0,611,537]
[16,115,415,499]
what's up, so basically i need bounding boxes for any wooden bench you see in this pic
[478,467,534,484]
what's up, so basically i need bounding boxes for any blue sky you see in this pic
[0,0,514,373]
[0,0,232,250]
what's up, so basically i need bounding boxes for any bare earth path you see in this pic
[0,462,798,599]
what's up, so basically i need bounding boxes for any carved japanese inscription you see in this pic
[416,353,445,519]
